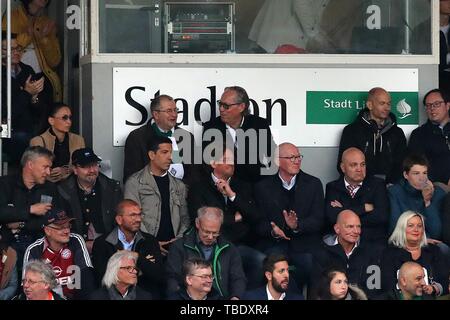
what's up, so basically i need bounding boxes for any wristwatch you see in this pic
[18,222,25,229]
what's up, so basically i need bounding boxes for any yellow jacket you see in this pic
[3,5,62,101]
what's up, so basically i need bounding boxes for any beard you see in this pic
[272,278,288,293]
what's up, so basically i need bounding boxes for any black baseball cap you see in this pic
[72,147,101,166]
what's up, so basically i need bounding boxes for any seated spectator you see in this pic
[388,154,447,241]
[254,142,324,291]
[168,257,220,300]
[381,211,449,297]
[380,261,435,300]
[3,0,62,101]
[58,147,122,252]
[90,251,152,300]
[23,208,95,299]
[166,206,246,300]
[312,267,368,300]
[123,94,198,185]
[188,146,265,289]
[1,32,48,169]
[30,103,85,182]
[0,146,62,268]
[92,199,164,298]
[337,87,407,184]
[408,89,450,190]
[202,86,276,184]
[125,135,190,257]
[243,253,303,300]
[14,260,64,300]
[312,210,382,298]
[443,193,450,246]
[0,227,18,300]
[325,147,389,246]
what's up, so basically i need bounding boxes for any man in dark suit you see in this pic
[325,147,389,246]
[123,94,198,185]
[202,86,276,184]
[188,146,265,289]
[243,253,303,300]
[254,142,324,291]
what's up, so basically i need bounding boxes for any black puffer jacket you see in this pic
[337,108,407,184]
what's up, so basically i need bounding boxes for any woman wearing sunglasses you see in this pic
[30,102,85,182]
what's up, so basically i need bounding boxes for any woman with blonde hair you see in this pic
[381,211,449,297]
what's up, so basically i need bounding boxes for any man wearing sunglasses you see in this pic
[408,89,450,191]
[57,147,122,253]
[1,32,50,168]
[23,207,95,300]
[202,86,276,184]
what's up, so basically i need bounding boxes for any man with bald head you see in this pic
[255,142,324,291]
[337,87,407,184]
[325,147,389,245]
[385,261,434,300]
[312,210,381,298]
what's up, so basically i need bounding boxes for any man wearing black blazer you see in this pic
[202,86,277,184]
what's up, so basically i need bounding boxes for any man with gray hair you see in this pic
[202,86,277,183]
[123,94,198,185]
[14,260,64,300]
[166,206,246,300]
[90,251,152,300]
[0,146,62,267]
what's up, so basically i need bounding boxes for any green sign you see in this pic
[306,91,419,125]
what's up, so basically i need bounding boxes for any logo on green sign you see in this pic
[306,91,419,125]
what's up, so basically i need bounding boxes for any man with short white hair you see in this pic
[166,206,246,300]
[16,260,64,300]
[254,142,324,292]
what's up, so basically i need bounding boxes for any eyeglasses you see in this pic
[217,100,242,110]
[190,274,215,280]
[425,101,445,110]
[279,155,304,163]
[22,279,45,286]
[198,225,220,237]
[46,223,72,231]
[2,46,24,53]
[53,115,72,121]
[155,108,179,114]
[120,266,139,273]
[122,212,143,219]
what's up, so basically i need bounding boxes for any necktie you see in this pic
[346,184,360,198]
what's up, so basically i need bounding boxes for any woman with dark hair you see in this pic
[2,0,62,101]
[313,267,367,300]
[30,103,85,182]
[0,227,18,300]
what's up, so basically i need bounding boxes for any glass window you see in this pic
[98,0,432,55]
